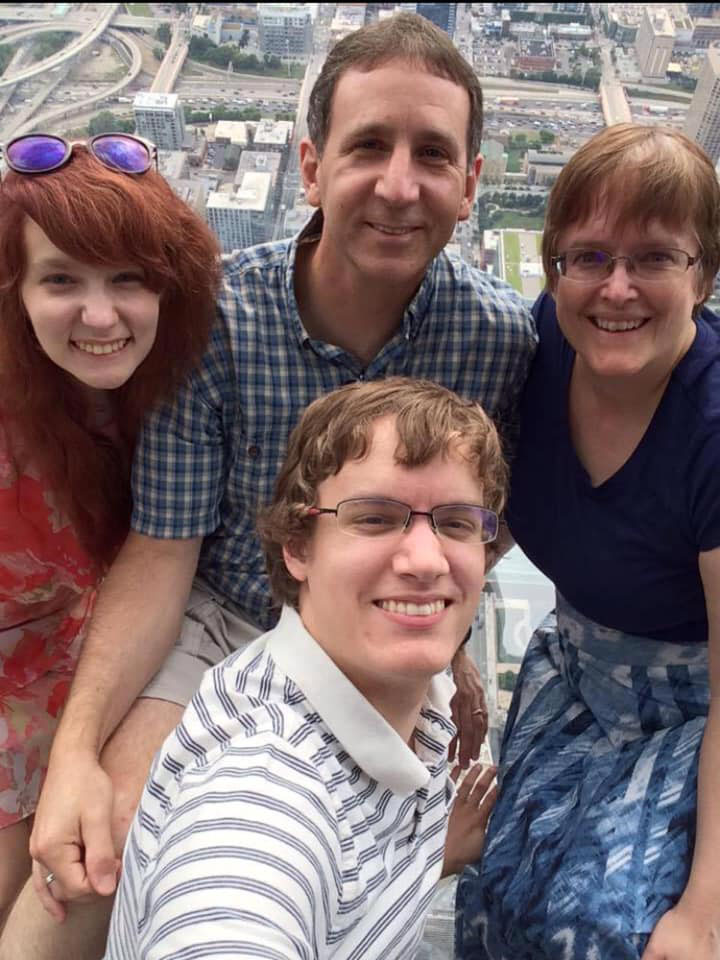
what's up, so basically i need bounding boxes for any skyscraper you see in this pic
[257,3,313,60]
[685,47,720,164]
[133,93,186,151]
[635,7,675,79]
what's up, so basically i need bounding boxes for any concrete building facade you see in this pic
[257,3,313,60]
[635,7,675,78]
[133,92,186,151]
[685,46,720,164]
[206,171,274,253]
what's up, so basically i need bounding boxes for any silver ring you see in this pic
[472,707,487,716]
[45,872,55,886]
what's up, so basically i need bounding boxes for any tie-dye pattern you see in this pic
[455,594,709,960]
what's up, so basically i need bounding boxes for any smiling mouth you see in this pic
[72,338,130,355]
[375,599,448,617]
[589,316,648,333]
[368,223,419,236]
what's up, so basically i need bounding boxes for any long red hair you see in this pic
[0,145,221,564]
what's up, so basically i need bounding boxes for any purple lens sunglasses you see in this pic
[1,132,157,176]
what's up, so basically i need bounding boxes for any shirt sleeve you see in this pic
[131,319,233,540]
[135,742,342,960]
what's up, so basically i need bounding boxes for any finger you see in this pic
[450,764,462,785]
[448,734,458,764]
[83,807,120,896]
[476,784,498,828]
[31,861,67,923]
[466,765,497,804]
[455,763,485,800]
[457,696,476,769]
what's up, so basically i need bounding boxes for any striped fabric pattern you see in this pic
[455,594,710,960]
[130,212,537,632]
[105,606,457,959]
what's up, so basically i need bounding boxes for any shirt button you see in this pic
[247,444,260,458]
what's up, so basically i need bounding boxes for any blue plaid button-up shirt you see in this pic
[132,215,537,630]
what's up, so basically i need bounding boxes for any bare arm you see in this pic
[29,531,202,904]
[641,546,720,960]
[57,531,202,752]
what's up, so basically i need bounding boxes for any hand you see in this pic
[29,748,120,921]
[442,763,497,876]
[642,904,720,960]
[449,648,488,768]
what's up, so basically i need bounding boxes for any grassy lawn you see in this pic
[503,230,520,267]
[493,212,546,230]
[504,261,522,292]
[125,2,152,15]
[506,148,523,173]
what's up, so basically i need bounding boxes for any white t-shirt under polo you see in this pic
[105,606,456,960]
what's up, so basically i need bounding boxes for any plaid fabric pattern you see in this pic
[132,216,537,630]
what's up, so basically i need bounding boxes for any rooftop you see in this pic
[134,92,180,109]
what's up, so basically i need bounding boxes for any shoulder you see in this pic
[219,238,292,305]
[673,314,720,430]
[439,251,533,320]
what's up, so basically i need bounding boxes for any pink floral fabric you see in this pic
[0,421,101,828]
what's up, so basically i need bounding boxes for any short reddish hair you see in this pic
[0,146,221,563]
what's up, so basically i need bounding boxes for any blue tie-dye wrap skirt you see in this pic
[455,594,709,960]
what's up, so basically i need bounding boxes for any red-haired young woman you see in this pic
[0,135,220,930]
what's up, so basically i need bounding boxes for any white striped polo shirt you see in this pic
[105,605,457,960]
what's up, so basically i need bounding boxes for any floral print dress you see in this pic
[0,421,101,828]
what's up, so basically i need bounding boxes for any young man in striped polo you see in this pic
[106,378,500,958]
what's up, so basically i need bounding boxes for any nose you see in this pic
[392,515,450,580]
[374,145,420,207]
[599,258,639,302]
[80,286,119,330]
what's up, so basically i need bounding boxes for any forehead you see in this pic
[327,59,470,141]
[22,217,66,261]
[560,204,695,248]
[317,417,482,500]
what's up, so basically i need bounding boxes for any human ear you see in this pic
[299,138,322,209]
[283,540,309,584]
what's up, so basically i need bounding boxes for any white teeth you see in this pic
[591,317,646,332]
[379,599,446,616]
[74,339,129,355]
[372,223,414,235]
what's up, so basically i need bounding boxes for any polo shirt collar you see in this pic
[268,605,454,794]
[284,211,439,346]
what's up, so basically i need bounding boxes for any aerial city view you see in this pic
[1,4,718,958]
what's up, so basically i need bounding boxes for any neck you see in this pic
[295,239,423,366]
[361,680,429,749]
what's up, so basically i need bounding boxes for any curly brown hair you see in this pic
[259,377,507,608]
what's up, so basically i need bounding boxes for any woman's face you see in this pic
[552,205,703,383]
[20,217,160,392]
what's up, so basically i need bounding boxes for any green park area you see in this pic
[502,231,522,292]
[125,3,152,15]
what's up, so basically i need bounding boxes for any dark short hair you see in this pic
[307,12,483,166]
[259,377,506,608]
[543,124,720,304]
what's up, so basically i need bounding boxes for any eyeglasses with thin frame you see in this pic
[307,498,499,544]
[551,247,702,284]
[1,133,158,177]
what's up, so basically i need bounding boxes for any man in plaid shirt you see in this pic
[10,13,536,959]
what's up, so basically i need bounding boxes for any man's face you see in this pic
[300,60,481,291]
[283,417,488,716]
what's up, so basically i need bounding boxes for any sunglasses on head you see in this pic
[1,133,157,176]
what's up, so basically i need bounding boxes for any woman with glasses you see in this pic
[0,134,219,939]
[456,124,720,960]
[105,377,499,959]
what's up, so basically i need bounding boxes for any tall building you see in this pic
[133,93,185,151]
[685,46,720,163]
[257,3,313,60]
[416,3,457,35]
[635,7,675,78]
[206,172,274,253]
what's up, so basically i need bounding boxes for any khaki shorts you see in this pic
[141,578,263,707]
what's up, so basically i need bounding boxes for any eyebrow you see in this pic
[29,256,78,270]
[339,122,460,156]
